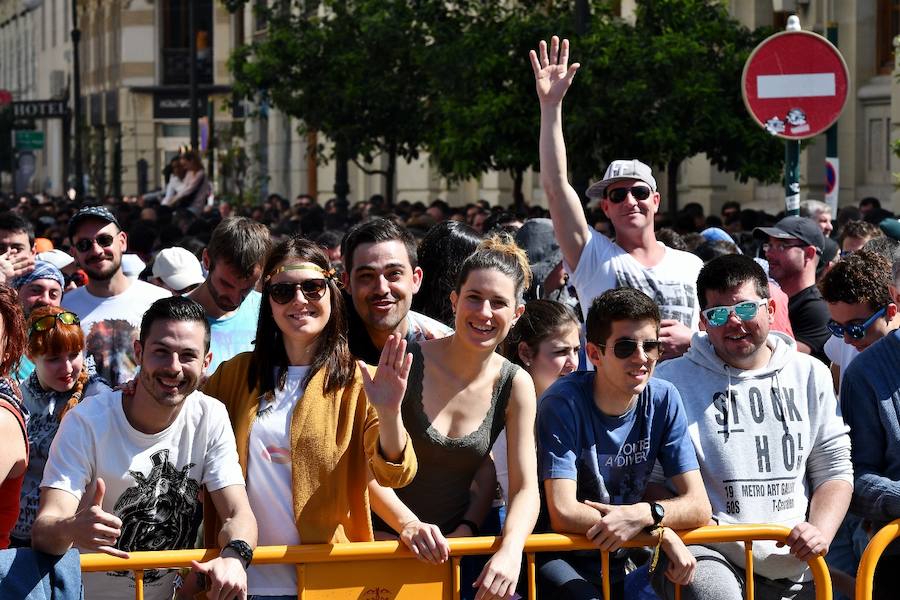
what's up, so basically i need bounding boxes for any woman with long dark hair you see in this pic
[0,285,29,549]
[203,236,416,599]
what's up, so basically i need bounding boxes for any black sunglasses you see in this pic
[268,279,328,304]
[74,233,115,253]
[607,186,652,204]
[29,311,80,337]
[598,338,663,360]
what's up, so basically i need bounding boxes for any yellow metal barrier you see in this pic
[80,524,832,600]
[856,518,900,600]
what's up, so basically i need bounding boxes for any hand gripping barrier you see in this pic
[79,524,832,600]
[856,518,900,600]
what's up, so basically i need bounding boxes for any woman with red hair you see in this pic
[9,305,111,547]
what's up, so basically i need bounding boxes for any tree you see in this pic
[572,0,784,213]
[229,0,433,203]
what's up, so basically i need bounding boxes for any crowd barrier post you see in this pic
[856,518,900,600]
[80,525,832,600]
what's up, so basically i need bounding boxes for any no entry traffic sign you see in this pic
[742,30,849,140]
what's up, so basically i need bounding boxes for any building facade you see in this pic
[11,0,900,216]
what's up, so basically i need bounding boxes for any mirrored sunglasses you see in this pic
[607,186,652,204]
[827,306,886,340]
[74,233,115,253]
[598,338,662,360]
[29,311,80,337]
[268,279,328,304]
[702,300,767,327]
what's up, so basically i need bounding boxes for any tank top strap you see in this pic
[488,357,520,440]
[0,396,27,462]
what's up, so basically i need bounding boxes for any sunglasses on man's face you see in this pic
[268,279,329,304]
[827,306,887,340]
[73,233,116,253]
[29,311,80,337]
[702,300,768,328]
[598,338,663,360]
[606,186,652,204]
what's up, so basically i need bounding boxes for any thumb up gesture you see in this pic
[72,478,130,558]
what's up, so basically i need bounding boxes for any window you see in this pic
[161,0,214,85]
[878,0,900,74]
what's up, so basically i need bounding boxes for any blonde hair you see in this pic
[455,233,532,302]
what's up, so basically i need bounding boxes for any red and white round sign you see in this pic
[742,30,849,140]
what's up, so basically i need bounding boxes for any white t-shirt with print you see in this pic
[62,280,171,384]
[41,388,245,600]
[568,230,702,328]
[246,365,310,596]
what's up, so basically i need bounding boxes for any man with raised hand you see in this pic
[33,296,256,600]
[531,36,702,357]
[654,254,852,600]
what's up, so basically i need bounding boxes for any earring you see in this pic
[525,362,531,367]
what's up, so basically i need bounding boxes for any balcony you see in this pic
[161,48,213,86]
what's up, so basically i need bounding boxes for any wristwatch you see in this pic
[223,539,253,569]
[650,502,665,527]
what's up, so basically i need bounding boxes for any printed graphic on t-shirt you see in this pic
[580,438,652,505]
[84,319,139,385]
[710,385,805,517]
[616,270,696,326]
[109,449,202,583]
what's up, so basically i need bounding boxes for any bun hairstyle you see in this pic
[502,300,580,368]
[455,234,532,303]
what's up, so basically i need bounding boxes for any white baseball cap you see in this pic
[152,247,205,291]
[36,249,75,270]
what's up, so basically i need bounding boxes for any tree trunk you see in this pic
[666,158,680,219]
[513,169,524,210]
[334,141,350,203]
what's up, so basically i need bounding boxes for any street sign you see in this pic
[14,130,44,150]
[742,30,849,140]
[11,100,68,120]
[825,157,839,212]
[0,90,11,108]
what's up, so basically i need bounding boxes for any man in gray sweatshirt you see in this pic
[653,254,852,600]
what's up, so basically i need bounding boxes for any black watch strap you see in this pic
[223,539,253,569]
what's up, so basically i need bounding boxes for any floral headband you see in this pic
[264,262,337,283]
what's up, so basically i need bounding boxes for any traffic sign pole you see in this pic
[741,15,849,216]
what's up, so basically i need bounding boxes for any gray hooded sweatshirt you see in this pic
[655,331,852,582]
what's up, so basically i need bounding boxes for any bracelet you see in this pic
[648,526,665,575]
[458,519,480,536]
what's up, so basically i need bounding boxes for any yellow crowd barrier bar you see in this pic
[856,518,900,600]
[80,524,831,600]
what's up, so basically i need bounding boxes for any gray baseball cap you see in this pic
[585,159,658,200]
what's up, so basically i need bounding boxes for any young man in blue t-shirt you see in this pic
[537,287,710,599]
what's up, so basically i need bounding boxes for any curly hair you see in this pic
[819,249,892,311]
[0,285,26,377]
[838,220,881,247]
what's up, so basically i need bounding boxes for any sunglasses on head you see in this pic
[598,338,663,360]
[268,279,329,304]
[29,311,80,337]
[827,306,886,340]
[606,186,652,204]
[702,300,768,327]
[73,233,115,253]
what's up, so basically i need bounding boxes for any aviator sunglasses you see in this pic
[597,338,663,360]
[606,185,652,204]
[702,300,768,328]
[73,233,115,253]
[29,311,80,337]
[826,306,887,340]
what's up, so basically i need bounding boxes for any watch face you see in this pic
[652,503,665,523]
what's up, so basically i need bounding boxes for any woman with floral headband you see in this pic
[10,305,111,547]
[202,236,417,599]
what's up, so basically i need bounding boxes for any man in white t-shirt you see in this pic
[531,36,701,356]
[33,296,257,600]
[62,205,171,384]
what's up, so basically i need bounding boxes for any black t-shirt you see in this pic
[787,285,831,364]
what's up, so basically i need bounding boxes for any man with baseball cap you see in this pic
[754,216,831,363]
[62,205,171,384]
[150,246,205,295]
[531,36,702,356]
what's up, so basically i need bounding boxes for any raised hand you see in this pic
[529,36,581,106]
[72,478,129,558]
[359,335,413,416]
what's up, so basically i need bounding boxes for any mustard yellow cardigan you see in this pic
[202,352,417,546]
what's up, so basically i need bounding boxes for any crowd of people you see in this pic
[0,35,898,600]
